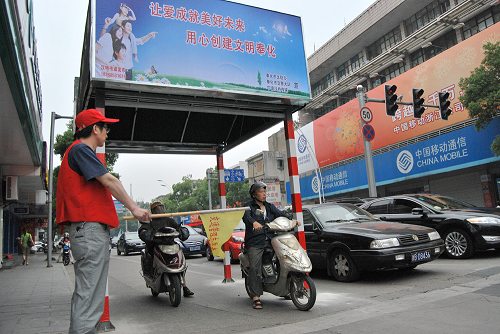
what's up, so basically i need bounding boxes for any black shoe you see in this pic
[183,286,194,297]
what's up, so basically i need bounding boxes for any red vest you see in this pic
[56,140,119,228]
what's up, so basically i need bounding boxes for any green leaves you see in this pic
[459,42,500,155]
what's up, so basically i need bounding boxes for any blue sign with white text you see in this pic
[224,168,245,182]
[287,119,500,201]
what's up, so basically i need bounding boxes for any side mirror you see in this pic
[412,208,424,216]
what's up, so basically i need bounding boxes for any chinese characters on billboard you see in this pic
[92,0,310,101]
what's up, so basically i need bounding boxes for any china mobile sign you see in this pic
[92,0,310,101]
[287,119,500,201]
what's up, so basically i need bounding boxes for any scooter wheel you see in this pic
[289,274,316,311]
[168,275,182,307]
[151,288,159,297]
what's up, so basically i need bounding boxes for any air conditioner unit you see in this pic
[6,176,19,201]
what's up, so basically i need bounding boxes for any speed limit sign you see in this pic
[360,107,373,123]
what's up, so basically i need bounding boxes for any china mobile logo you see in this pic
[297,135,307,154]
[396,150,414,174]
[311,176,320,193]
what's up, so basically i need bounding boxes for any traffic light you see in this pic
[438,92,452,120]
[384,85,398,116]
[412,88,425,118]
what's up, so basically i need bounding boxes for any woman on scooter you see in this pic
[242,181,294,309]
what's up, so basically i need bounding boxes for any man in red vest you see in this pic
[56,108,150,334]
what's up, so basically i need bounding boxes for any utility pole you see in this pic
[356,85,377,198]
[206,168,213,210]
[47,112,72,267]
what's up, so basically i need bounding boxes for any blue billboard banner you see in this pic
[92,0,310,101]
[287,119,500,201]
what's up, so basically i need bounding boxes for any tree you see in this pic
[159,174,250,213]
[459,41,500,155]
[257,71,262,87]
[54,121,120,173]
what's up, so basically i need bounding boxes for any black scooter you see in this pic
[140,225,188,307]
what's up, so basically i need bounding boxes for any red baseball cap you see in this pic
[75,109,119,131]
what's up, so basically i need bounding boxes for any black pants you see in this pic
[247,247,264,298]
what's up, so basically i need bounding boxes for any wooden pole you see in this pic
[122,207,249,221]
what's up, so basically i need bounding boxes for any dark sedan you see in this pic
[360,194,500,259]
[303,203,444,282]
[177,225,207,257]
[117,232,145,256]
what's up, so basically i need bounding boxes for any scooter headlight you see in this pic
[158,244,180,255]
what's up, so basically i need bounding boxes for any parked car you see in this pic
[177,225,207,257]
[31,241,45,253]
[206,221,245,263]
[117,232,145,256]
[360,194,500,259]
[110,236,120,248]
[303,202,444,282]
[331,197,375,206]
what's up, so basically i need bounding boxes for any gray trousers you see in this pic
[247,247,264,298]
[68,222,110,334]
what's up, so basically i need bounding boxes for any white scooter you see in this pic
[239,217,316,311]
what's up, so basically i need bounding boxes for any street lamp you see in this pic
[47,112,72,268]
[206,168,216,210]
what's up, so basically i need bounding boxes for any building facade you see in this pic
[292,0,500,206]
[0,0,47,265]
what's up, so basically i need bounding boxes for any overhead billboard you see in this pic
[287,118,500,201]
[92,0,310,101]
[296,23,499,171]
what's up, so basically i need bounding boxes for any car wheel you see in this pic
[124,248,129,256]
[443,229,473,259]
[329,249,360,282]
[206,247,214,261]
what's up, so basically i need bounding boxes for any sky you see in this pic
[34,0,375,202]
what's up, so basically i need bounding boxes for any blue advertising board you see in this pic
[287,119,500,201]
[92,0,310,101]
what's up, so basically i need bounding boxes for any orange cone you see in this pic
[96,278,115,332]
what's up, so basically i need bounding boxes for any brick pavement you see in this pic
[0,253,72,334]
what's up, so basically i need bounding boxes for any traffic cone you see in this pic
[222,242,234,283]
[96,278,115,332]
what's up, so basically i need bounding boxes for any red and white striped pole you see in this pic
[217,149,234,283]
[95,278,115,332]
[284,111,305,249]
[94,98,115,331]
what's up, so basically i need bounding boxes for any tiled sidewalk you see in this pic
[0,253,73,334]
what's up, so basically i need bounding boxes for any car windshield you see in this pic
[125,233,140,241]
[234,221,245,231]
[414,195,475,210]
[312,204,376,224]
[184,225,198,235]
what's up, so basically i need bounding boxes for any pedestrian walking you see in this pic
[56,108,150,334]
[19,228,34,265]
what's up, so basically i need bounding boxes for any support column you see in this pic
[95,90,106,165]
[217,149,233,283]
[284,111,305,249]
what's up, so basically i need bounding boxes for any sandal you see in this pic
[252,299,263,309]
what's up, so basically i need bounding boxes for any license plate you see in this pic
[411,250,431,262]
[190,246,201,251]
